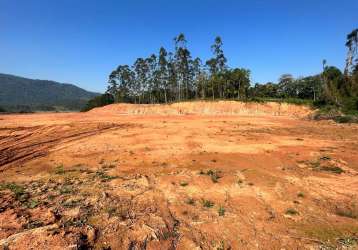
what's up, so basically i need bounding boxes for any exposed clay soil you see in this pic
[0,101,357,249]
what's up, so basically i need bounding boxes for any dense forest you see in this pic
[88,29,358,116]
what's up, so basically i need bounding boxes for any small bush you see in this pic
[334,115,355,123]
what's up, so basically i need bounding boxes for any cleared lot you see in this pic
[0,102,357,249]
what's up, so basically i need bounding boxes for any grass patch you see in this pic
[335,204,358,219]
[285,208,299,215]
[186,198,195,206]
[202,199,214,208]
[59,185,73,195]
[218,206,225,216]
[200,169,222,183]
[27,199,39,209]
[180,181,188,187]
[319,166,344,174]
[297,192,305,198]
[0,183,28,201]
[54,164,65,175]
[95,170,118,182]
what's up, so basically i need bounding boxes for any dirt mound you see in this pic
[90,101,312,117]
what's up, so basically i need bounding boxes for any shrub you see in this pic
[81,93,114,112]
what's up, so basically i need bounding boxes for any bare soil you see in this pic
[0,102,357,249]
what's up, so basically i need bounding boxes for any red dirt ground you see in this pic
[0,101,357,249]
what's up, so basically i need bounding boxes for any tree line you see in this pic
[93,29,358,113]
[106,34,250,104]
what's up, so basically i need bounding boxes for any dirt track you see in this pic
[0,102,357,249]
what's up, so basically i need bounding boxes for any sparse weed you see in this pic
[54,164,65,175]
[319,166,344,174]
[199,169,222,183]
[218,206,225,216]
[0,183,28,201]
[186,198,195,205]
[335,204,358,219]
[27,199,39,209]
[95,170,118,182]
[285,208,299,215]
[297,192,305,198]
[180,181,188,187]
[202,199,214,208]
[102,163,116,170]
[60,185,73,194]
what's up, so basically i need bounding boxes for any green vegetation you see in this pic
[335,204,358,219]
[297,192,305,198]
[104,29,358,122]
[218,206,225,216]
[0,73,99,112]
[202,199,214,208]
[0,183,28,201]
[95,170,118,182]
[285,208,299,215]
[81,93,114,111]
[55,164,65,175]
[319,166,344,174]
[200,169,221,183]
[186,198,195,206]
[179,181,188,187]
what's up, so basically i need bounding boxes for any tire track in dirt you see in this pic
[0,122,129,168]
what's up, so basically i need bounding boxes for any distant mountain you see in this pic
[0,73,100,112]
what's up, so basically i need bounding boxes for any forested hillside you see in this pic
[0,73,99,112]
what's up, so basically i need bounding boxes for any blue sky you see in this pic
[1,0,357,92]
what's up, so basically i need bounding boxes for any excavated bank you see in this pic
[90,101,313,117]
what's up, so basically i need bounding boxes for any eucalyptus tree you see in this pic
[206,36,227,99]
[191,57,203,98]
[146,54,159,103]
[167,52,177,102]
[229,68,251,99]
[107,70,119,98]
[174,33,192,100]
[133,58,149,103]
[158,47,169,103]
[115,65,134,102]
[345,29,358,76]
